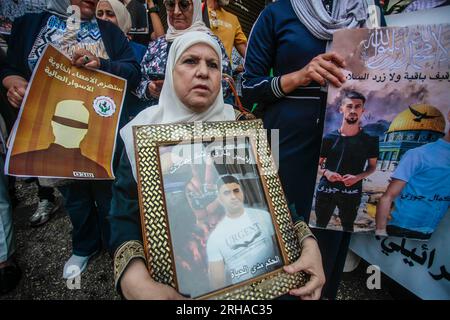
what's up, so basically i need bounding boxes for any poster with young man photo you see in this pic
[158,137,284,298]
[309,24,450,240]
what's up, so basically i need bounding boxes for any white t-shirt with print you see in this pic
[206,208,281,284]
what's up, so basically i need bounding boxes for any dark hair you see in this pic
[341,90,366,104]
[216,175,240,191]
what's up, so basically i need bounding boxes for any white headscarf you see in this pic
[97,0,132,34]
[121,31,235,180]
[165,0,211,42]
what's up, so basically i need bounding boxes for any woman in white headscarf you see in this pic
[96,0,132,34]
[96,0,155,63]
[135,0,231,105]
[110,31,324,300]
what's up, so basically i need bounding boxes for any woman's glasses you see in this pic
[164,0,192,12]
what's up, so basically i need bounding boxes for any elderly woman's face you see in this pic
[71,0,99,20]
[167,0,194,30]
[173,43,221,113]
[96,1,118,26]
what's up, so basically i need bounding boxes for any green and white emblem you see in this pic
[93,96,116,117]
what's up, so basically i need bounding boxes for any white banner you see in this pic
[350,211,450,300]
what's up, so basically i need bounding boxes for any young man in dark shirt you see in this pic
[315,90,378,232]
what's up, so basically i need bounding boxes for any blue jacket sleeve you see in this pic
[0,18,27,81]
[242,8,285,105]
[98,20,141,92]
[0,13,47,82]
[109,150,142,254]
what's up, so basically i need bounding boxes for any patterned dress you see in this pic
[231,47,244,97]
[135,34,232,104]
[28,14,109,71]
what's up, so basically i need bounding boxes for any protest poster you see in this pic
[6,44,126,179]
[308,24,450,239]
[350,210,450,299]
[348,7,450,301]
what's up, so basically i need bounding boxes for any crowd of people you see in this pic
[0,0,390,299]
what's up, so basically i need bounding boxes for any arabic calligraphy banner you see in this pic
[5,44,126,179]
[309,24,450,238]
[350,210,450,299]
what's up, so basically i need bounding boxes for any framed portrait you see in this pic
[133,119,307,299]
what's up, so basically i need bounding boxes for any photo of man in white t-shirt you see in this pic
[207,175,282,290]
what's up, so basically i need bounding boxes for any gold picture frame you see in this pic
[133,119,307,299]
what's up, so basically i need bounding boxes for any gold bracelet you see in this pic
[293,220,316,248]
[113,240,146,291]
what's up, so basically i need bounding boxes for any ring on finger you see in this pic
[83,55,90,64]
[12,90,22,99]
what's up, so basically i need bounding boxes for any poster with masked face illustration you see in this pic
[5,44,126,179]
[309,24,450,240]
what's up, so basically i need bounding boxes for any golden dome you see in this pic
[387,104,446,133]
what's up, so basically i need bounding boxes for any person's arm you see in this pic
[241,8,278,105]
[146,0,165,38]
[317,138,341,182]
[283,221,325,300]
[134,39,160,101]
[342,157,377,187]
[317,157,326,175]
[279,52,345,94]
[318,157,343,183]
[120,258,185,300]
[212,35,232,97]
[111,150,185,299]
[185,165,209,231]
[242,8,345,106]
[97,21,141,90]
[235,42,246,59]
[0,15,31,108]
[72,48,102,69]
[206,233,226,290]
[375,179,406,235]
[110,151,142,254]
[208,260,226,290]
[376,148,422,235]
[2,75,28,108]
[0,15,29,83]
[111,151,147,295]
[233,19,247,58]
